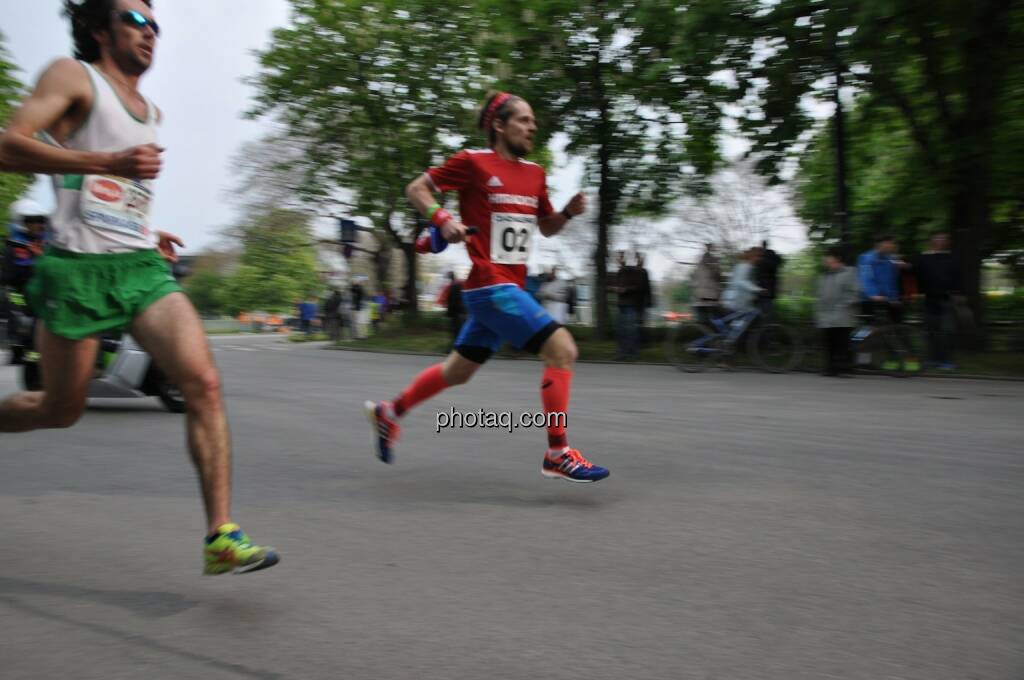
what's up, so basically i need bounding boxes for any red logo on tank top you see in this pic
[91,179,123,203]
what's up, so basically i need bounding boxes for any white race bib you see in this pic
[489,212,535,265]
[79,175,153,238]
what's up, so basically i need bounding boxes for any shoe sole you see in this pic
[205,551,280,576]
[364,400,392,464]
[541,468,607,483]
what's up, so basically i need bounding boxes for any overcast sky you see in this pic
[2,1,806,281]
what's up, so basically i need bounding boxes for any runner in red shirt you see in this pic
[365,92,609,483]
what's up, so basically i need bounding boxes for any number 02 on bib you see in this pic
[490,212,535,265]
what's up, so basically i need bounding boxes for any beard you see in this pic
[507,141,530,158]
[111,35,152,76]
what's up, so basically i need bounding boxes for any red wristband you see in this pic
[431,208,453,227]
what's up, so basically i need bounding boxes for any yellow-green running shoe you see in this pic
[204,523,279,575]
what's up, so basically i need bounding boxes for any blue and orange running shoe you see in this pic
[365,400,401,463]
[203,523,279,575]
[542,447,610,483]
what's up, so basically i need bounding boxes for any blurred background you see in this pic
[1,0,1022,366]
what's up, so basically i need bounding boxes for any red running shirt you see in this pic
[426,149,554,290]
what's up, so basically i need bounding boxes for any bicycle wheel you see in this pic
[666,322,722,372]
[749,323,802,373]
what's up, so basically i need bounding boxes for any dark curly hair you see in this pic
[63,0,153,62]
[477,91,523,148]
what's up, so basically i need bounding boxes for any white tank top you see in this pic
[49,61,160,253]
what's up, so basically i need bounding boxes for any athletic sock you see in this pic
[393,364,450,417]
[540,366,572,449]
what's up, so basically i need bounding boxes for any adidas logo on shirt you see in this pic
[487,176,504,187]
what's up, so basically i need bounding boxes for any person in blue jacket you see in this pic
[857,234,904,323]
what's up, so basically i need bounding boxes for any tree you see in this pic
[184,270,228,316]
[248,0,484,318]
[661,0,1024,333]
[476,0,692,337]
[0,32,33,237]
[794,104,948,255]
[660,161,800,261]
[223,207,321,314]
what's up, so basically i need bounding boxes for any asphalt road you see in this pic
[1,333,1022,680]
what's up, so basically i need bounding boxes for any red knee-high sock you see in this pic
[393,364,450,417]
[541,367,572,449]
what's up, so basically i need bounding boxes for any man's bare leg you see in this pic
[130,292,230,534]
[0,325,96,432]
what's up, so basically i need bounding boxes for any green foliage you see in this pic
[249,1,495,315]
[0,33,33,224]
[668,281,691,307]
[184,270,227,316]
[223,208,321,314]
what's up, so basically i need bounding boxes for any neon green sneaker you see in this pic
[882,360,901,372]
[203,523,279,575]
[904,359,921,372]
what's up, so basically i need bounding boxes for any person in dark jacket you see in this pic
[613,251,645,360]
[755,240,784,316]
[323,289,343,342]
[636,252,653,347]
[912,233,961,369]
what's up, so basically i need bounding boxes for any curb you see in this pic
[319,344,1024,382]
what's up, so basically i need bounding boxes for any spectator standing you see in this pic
[912,233,961,369]
[539,265,571,325]
[350,278,367,339]
[857,234,903,323]
[690,243,722,327]
[298,297,318,337]
[755,240,784,316]
[323,289,343,342]
[815,246,860,377]
[636,252,653,347]
[614,251,644,360]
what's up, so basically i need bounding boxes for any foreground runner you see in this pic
[366,91,609,483]
[0,0,277,574]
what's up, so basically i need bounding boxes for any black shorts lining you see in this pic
[455,345,493,364]
[523,321,562,355]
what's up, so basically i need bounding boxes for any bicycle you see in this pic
[666,306,803,373]
[849,312,926,377]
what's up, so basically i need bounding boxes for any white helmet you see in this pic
[9,198,49,224]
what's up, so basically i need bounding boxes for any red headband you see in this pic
[482,92,513,134]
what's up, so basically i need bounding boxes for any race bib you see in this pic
[489,212,535,265]
[79,175,152,238]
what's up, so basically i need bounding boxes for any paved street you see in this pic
[1,334,1022,680]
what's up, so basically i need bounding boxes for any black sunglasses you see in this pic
[117,10,160,37]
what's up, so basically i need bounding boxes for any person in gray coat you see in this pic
[816,246,861,376]
[690,243,722,326]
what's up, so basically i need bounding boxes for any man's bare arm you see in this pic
[405,174,468,243]
[539,192,586,237]
[0,58,162,179]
